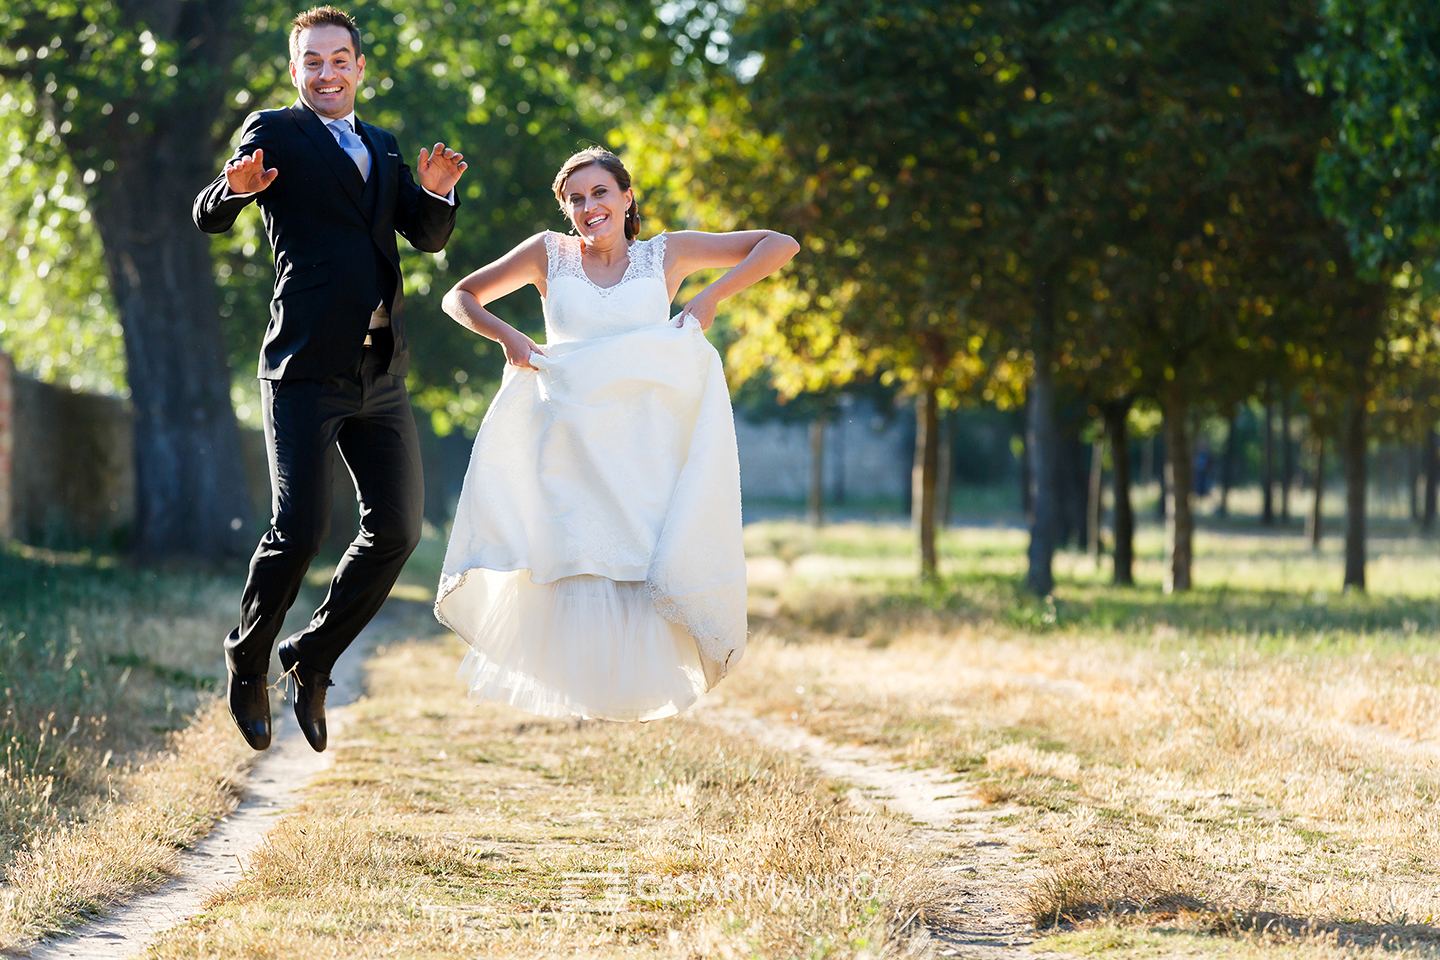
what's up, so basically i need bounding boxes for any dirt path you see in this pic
[26,616,384,960]
[698,667,1440,960]
[697,706,1063,959]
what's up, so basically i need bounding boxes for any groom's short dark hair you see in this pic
[289,6,362,62]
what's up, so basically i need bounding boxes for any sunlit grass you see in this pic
[746,519,1440,651]
[149,614,939,960]
[14,507,1440,957]
[726,518,1440,957]
[0,543,258,946]
[0,544,243,860]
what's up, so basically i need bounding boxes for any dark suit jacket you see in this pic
[193,102,458,380]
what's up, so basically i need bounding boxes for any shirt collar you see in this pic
[299,100,357,132]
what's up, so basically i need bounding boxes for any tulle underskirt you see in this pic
[443,569,713,722]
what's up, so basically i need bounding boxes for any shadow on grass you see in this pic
[766,565,1440,649]
[1028,857,1440,952]
[0,542,243,861]
[1040,907,1440,954]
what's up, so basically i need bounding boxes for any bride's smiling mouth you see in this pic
[584,213,609,228]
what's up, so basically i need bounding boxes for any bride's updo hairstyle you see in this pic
[552,147,642,241]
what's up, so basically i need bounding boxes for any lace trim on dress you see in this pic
[434,570,466,631]
[643,578,743,675]
[437,566,740,682]
[543,231,666,295]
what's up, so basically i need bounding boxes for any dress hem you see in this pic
[436,563,743,682]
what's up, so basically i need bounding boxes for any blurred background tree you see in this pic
[0,0,682,559]
[627,0,987,580]
[3,0,1439,598]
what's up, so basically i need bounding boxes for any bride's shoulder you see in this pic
[652,229,705,255]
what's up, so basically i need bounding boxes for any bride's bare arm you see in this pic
[442,232,550,369]
[664,229,800,330]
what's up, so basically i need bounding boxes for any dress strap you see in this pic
[543,231,585,281]
[631,233,667,280]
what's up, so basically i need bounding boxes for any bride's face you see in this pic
[562,165,633,244]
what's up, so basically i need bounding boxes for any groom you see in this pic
[194,6,466,753]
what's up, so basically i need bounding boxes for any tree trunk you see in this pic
[1155,431,1168,521]
[1218,408,1239,519]
[1342,395,1367,591]
[1308,433,1325,551]
[1087,430,1104,566]
[1409,441,1421,522]
[1026,274,1059,596]
[1162,382,1193,592]
[88,119,250,559]
[1281,393,1293,523]
[1262,394,1275,526]
[937,413,953,529]
[912,386,940,579]
[1104,401,1135,586]
[1424,425,1438,534]
[1018,408,1033,522]
[808,417,825,528]
[1061,421,1089,549]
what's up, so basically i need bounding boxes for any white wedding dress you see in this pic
[434,231,747,721]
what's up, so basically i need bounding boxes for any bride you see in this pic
[434,147,799,721]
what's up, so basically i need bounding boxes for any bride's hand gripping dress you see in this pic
[435,231,747,721]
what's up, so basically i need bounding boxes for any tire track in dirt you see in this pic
[23,609,392,960]
[697,706,1069,959]
[700,666,1440,959]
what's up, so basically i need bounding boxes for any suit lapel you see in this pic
[289,102,365,212]
[357,121,393,235]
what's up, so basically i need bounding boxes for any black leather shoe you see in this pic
[227,668,272,751]
[278,642,333,753]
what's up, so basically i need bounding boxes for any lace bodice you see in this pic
[542,231,672,343]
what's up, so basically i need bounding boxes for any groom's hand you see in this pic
[418,142,467,196]
[224,149,278,195]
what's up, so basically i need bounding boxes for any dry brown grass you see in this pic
[716,522,1440,955]
[147,635,940,959]
[716,625,1440,945]
[0,543,259,949]
[0,697,252,946]
[26,520,1440,958]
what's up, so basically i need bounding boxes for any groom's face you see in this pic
[289,24,365,120]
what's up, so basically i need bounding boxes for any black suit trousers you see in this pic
[225,329,423,676]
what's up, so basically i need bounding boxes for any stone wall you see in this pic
[5,361,134,547]
[0,352,922,549]
[734,400,912,503]
[0,354,448,554]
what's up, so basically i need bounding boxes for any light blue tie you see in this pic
[326,118,370,181]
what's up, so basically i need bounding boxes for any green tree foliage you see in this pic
[0,0,683,557]
[0,0,287,557]
[0,83,121,395]
[1301,1,1440,278]
[630,0,985,576]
